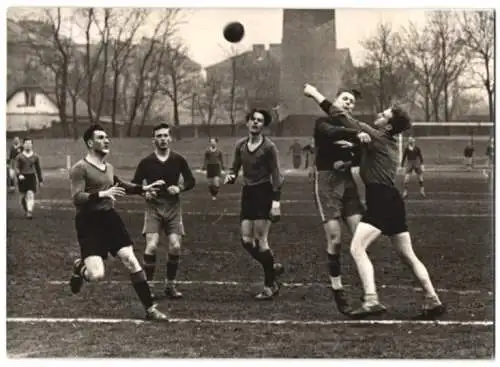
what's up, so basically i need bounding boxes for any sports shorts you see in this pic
[313,169,364,222]
[142,201,184,237]
[405,161,423,175]
[240,182,273,221]
[18,173,38,194]
[206,164,222,179]
[362,183,408,236]
[75,208,133,260]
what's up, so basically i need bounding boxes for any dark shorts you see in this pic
[362,183,408,236]
[142,202,184,237]
[18,173,37,193]
[405,161,423,175]
[240,182,273,221]
[75,209,133,260]
[206,164,222,179]
[313,170,364,222]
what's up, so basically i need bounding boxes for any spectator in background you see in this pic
[463,142,474,171]
[288,139,303,170]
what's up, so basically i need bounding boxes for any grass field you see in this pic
[28,136,493,170]
[6,169,495,358]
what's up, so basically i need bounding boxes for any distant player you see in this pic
[224,108,285,300]
[303,84,365,315]
[306,85,445,319]
[202,137,224,200]
[484,136,494,180]
[288,139,303,169]
[68,124,168,321]
[132,123,196,300]
[463,142,474,170]
[302,137,315,169]
[401,137,425,198]
[7,136,22,192]
[15,138,43,219]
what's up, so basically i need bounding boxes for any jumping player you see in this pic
[7,136,23,192]
[202,137,224,200]
[132,123,196,300]
[15,138,43,219]
[401,137,426,198]
[224,108,285,300]
[306,85,445,319]
[68,124,168,321]
[303,84,366,315]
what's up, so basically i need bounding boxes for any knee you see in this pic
[326,228,342,246]
[145,234,159,253]
[168,238,181,256]
[350,242,365,259]
[86,265,105,282]
[119,252,142,273]
[241,236,254,245]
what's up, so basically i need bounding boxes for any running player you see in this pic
[68,124,168,321]
[7,136,22,192]
[15,138,43,219]
[224,108,285,300]
[202,137,224,200]
[305,85,445,319]
[132,123,196,300]
[401,137,426,198]
[303,84,365,314]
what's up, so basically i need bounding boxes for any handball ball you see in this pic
[223,21,245,43]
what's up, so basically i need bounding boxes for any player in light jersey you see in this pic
[401,137,426,198]
[133,123,196,300]
[202,137,224,200]
[305,85,445,320]
[15,138,43,219]
[68,124,168,321]
[224,108,285,300]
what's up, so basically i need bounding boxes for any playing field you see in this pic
[6,169,494,358]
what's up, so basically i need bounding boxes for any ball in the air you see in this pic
[223,21,245,43]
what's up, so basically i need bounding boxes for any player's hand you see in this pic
[143,179,165,192]
[39,182,44,188]
[166,185,181,195]
[357,132,371,143]
[18,174,25,181]
[224,173,236,184]
[269,201,281,223]
[100,184,126,201]
[303,83,317,97]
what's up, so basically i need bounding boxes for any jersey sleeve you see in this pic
[131,159,145,185]
[179,155,196,191]
[268,143,284,201]
[34,155,43,182]
[70,164,93,205]
[229,141,243,177]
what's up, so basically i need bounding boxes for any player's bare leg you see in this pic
[349,222,387,318]
[165,233,183,299]
[209,177,221,200]
[323,219,351,314]
[417,173,426,197]
[402,173,410,198]
[390,232,445,319]
[253,219,282,300]
[143,233,160,299]
[117,246,168,321]
[24,190,35,218]
[70,255,105,294]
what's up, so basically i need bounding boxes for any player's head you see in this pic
[209,137,218,148]
[152,123,172,152]
[408,136,416,146]
[333,88,360,113]
[374,106,412,136]
[22,138,33,151]
[246,108,272,135]
[12,136,20,146]
[83,125,110,156]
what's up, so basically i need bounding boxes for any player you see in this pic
[7,136,23,192]
[202,137,224,200]
[463,142,474,171]
[132,123,196,300]
[224,108,285,300]
[288,139,303,169]
[484,136,494,180]
[306,86,445,319]
[15,138,43,219]
[68,124,168,321]
[303,84,365,315]
[401,137,425,198]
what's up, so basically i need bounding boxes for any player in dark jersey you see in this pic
[401,137,426,198]
[306,86,445,320]
[202,137,224,200]
[303,84,366,315]
[68,124,168,321]
[288,139,303,169]
[224,108,285,300]
[484,136,494,181]
[132,123,196,300]
[15,138,43,219]
[7,136,22,192]
[463,142,474,170]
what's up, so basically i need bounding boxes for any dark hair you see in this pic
[209,137,218,142]
[336,88,362,99]
[83,124,106,147]
[153,123,170,136]
[246,108,272,126]
[388,106,412,135]
[23,137,32,143]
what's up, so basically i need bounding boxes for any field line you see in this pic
[45,279,492,296]
[34,205,492,218]
[6,317,493,327]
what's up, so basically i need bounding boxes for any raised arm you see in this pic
[316,118,359,140]
[179,156,196,192]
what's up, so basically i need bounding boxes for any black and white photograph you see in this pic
[3,5,495,359]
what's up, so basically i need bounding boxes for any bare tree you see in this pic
[459,10,495,121]
[197,75,222,131]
